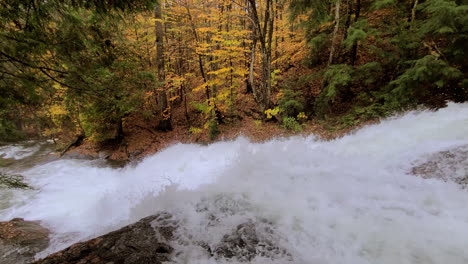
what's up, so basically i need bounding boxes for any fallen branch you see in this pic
[60,134,85,157]
[133,124,158,135]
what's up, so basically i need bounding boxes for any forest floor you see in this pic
[69,95,378,162]
[68,28,382,162]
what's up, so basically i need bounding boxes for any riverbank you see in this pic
[1,103,468,263]
[67,114,378,162]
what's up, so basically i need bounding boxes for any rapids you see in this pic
[1,103,468,263]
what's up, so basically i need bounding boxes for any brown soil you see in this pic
[69,106,378,162]
[67,33,381,162]
[0,218,50,264]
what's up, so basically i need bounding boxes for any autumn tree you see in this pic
[154,2,173,131]
[246,0,275,112]
[2,0,466,142]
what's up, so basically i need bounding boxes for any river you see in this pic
[1,103,468,264]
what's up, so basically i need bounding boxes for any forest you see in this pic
[1,1,468,263]
[1,0,467,147]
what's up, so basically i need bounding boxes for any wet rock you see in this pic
[128,149,144,160]
[34,213,176,264]
[214,219,291,262]
[0,173,31,189]
[61,150,97,160]
[97,151,111,160]
[32,212,290,263]
[192,195,291,261]
[0,218,49,264]
[0,158,15,167]
[411,145,468,187]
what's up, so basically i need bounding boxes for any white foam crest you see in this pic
[0,143,40,160]
[0,103,467,263]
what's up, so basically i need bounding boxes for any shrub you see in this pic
[278,88,305,118]
[282,117,302,132]
[208,119,220,140]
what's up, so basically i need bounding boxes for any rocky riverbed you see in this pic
[0,218,49,264]
[0,144,464,263]
[2,104,468,264]
[411,144,468,187]
[17,212,289,264]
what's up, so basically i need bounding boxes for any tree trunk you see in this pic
[327,0,341,67]
[259,50,272,111]
[247,37,256,94]
[274,3,280,68]
[184,4,209,99]
[247,0,274,113]
[155,2,172,131]
[116,117,124,141]
[350,0,361,65]
[263,0,274,111]
[343,0,353,42]
[411,0,419,23]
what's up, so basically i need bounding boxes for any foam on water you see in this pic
[1,103,468,263]
[0,143,41,160]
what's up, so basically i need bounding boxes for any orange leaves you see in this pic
[141,0,304,123]
[195,43,211,55]
[193,79,223,93]
[167,75,186,84]
[151,18,165,23]
[197,27,217,33]
[169,95,180,102]
[207,67,233,76]
[193,83,208,92]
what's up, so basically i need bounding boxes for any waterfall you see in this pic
[1,103,468,263]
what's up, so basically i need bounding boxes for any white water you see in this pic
[0,142,42,160]
[1,103,468,263]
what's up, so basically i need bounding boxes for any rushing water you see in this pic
[1,103,468,264]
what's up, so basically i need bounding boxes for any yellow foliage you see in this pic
[169,95,180,101]
[276,91,285,100]
[197,27,216,33]
[207,67,232,76]
[265,107,281,119]
[49,104,68,117]
[193,83,207,92]
[297,112,308,120]
[189,127,203,134]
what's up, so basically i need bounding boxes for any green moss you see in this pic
[208,119,220,140]
[282,117,302,132]
[0,173,32,189]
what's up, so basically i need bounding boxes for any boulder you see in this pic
[213,219,291,261]
[0,218,49,264]
[34,213,175,264]
[0,173,31,189]
[32,212,290,263]
[411,145,468,187]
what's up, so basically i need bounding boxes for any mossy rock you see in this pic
[0,172,31,189]
[0,158,15,167]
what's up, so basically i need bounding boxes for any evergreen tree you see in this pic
[0,0,157,141]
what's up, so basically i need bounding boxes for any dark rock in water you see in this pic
[61,150,97,160]
[61,150,128,168]
[411,145,468,187]
[0,173,31,189]
[34,213,175,264]
[0,218,50,264]
[214,219,291,262]
[0,158,15,168]
[192,196,291,261]
[32,212,289,263]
